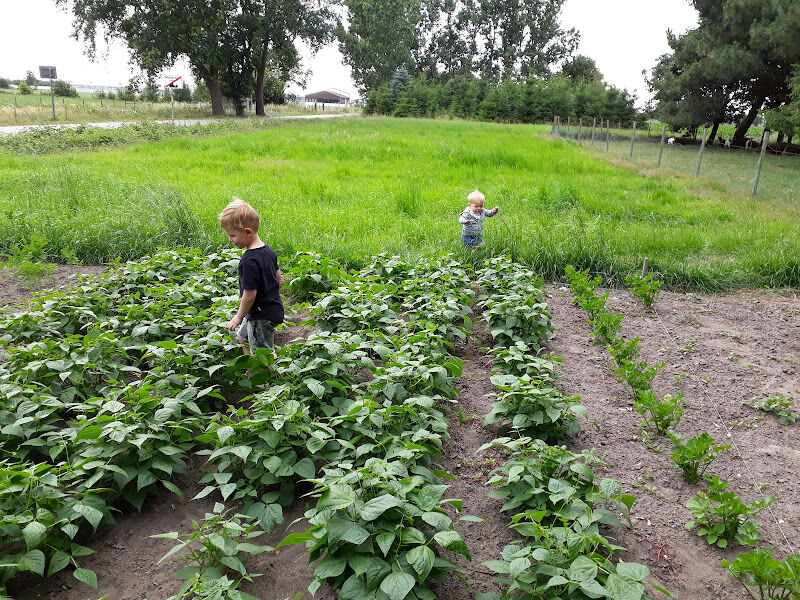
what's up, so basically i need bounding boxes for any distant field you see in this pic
[0,89,344,125]
[1,117,798,290]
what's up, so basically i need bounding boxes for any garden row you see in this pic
[563,267,800,599]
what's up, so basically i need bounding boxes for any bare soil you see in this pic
[7,278,800,600]
[0,265,107,309]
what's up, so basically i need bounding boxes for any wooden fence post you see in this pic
[696,126,709,176]
[752,130,769,196]
[13,96,17,122]
[629,120,637,157]
[641,257,650,277]
[63,98,66,120]
[591,117,596,144]
[552,115,557,135]
[567,116,571,137]
[647,121,651,137]
[606,119,610,151]
[658,124,666,167]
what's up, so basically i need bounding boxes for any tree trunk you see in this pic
[708,121,720,144]
[207,78,225,116]
[255,44,268,116]
[732,96,765,147]
[776,131,784,144]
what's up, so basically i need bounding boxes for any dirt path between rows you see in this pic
[8,281,800,600]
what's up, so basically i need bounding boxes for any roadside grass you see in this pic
[1,117,798,290]
[0,89,342,125]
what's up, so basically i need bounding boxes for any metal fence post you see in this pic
[657,124,666,167]
[696,126,709,176]
[629,120,637,157]
[752,130,770,196]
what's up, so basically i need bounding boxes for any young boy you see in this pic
[219,198,283,355]
[459,189,500,248]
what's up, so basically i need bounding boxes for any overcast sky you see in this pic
[0,0,699,105]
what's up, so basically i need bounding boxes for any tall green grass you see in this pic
[1,117,798,290]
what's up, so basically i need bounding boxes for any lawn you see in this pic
[1,116,798,289]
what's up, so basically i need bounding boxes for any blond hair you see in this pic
[219,198,259,231]
[467,189,485,204]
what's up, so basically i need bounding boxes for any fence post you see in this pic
[629,120,637,157]
[13,96,17,122]
[552,115,557,135]
[606,118,610,151]
[647,121,651,137]
[696,126,709,176]
[752,130,770,196]
[578,117,582,140]
[591,117,596,145]
[658,124,666,167]
[567,116,571,137]
[618,120,621,130]
[63,98,66,120]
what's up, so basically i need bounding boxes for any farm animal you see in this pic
[724,139,731,148]
[745,138,753,149]
[667,137,676,145]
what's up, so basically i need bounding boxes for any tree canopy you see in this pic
[648,0,800,145]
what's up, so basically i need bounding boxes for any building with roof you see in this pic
[304,89,351,106]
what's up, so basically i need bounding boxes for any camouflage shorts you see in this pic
[237,318,276,349]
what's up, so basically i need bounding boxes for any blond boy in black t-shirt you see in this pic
[219,198,284,355]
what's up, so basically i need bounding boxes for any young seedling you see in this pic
[685,475,774,548]
[721,549,800,600]
[625,273,663,308]
[669,432,730,484]
[635,390,683,435]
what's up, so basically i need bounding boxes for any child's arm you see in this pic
[485,207,500,216]
[458,211,475,224]
[227,289,257,331]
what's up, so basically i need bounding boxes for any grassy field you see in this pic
[1,117,799,290]
[0,89,344,125]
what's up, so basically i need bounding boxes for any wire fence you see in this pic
[551,116,800,199]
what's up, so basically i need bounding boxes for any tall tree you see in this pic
[337,0,424,93]
[649,0,800,146]
[560,54,602,83]
[472,0,578,81]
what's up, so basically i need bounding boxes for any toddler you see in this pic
[459,189,500,248]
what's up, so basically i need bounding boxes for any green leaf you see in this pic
[616,562,649,581]
[406,546,435,580]
[217,425,235,443]
[509,557,531,579]
[75,425,103,441]
[376,532,396,556]
[421,511,452,530]
[432,531,471,560]
[305,378,326,398]
[568,556,598,582]
[318,484,356,510]
[73,503,104,530]
[294,457,316,479]
[543,575,569,589]
[47,551,71,576]
[74,568,98,589]
[20,550,45,576]
[605,573,644,600]
[417,485,449,511]
[328,518,370,545]
[22,521,47,549]
[379,572,416,600]
[361,494,402,521]
[276,531,314,549]
[315,556,347,579]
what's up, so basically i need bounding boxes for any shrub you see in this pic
[18,82,32,95]
[53,80,79,98]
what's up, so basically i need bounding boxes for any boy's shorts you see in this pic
[462,235,485,248]
[237,318,276,349]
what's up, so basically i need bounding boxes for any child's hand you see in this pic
[227,315,243,331]
[493,206,500,214]
[465,219,475,224]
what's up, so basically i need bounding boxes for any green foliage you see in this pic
[614,358,665,398]
[625,273,663,308]
[669,432,730,484]
[283,250,350,302]
[749,395,797,425]
[153,503,270,600]
[2,234,55,284]
[17,82,33,95]
[634,390,683,435]
[588,311,623,346]
[52,80,79,98]
[721,549,800,600]
[685,475,774,548]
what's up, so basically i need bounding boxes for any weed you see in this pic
[2,234,54,284]
[748,395,797,425]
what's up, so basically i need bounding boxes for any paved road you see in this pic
[0,112,352,136]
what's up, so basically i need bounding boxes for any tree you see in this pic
[649,0,800,146]
[18,82,33,95]
[472,0,578,81]
[25,70,42,86]
[560,55,602,82]
[337,0,424,92]
[53,80,79,98]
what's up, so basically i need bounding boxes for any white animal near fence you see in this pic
[724,139,731,148]
[667,137,676,145]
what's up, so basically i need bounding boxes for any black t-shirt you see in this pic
[238,245,284,323]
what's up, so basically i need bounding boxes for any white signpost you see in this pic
[165,75,182,125]
[39,66,57,120]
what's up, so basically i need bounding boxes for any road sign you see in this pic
[165,76,182,88]
[39,66,57,79]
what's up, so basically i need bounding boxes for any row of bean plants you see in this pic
[563,268,799,600]
[0,248,484,600]
[473,258,667,600]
